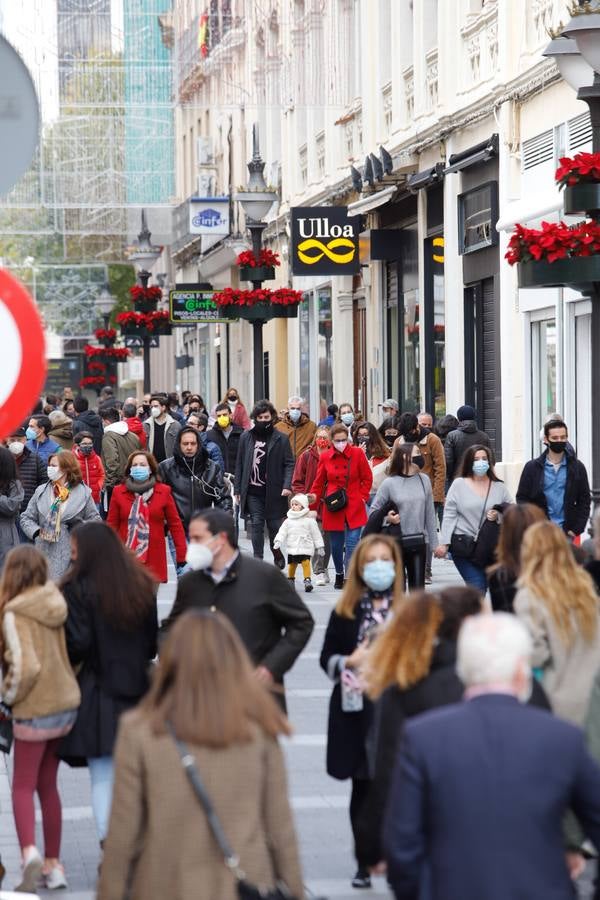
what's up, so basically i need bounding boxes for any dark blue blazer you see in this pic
[383,694,600,900]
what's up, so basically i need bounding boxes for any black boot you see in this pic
[352,867,371,889]
[334,573,344,590]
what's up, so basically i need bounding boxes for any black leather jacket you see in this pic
[159,445,232,530]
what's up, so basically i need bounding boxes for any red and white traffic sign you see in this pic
[0,269,46,441]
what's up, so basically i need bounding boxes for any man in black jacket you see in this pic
[444,405,491,485]
[159,427,232,532]
[161,509,314,707]
[72,395,104,454]
[516,419,590,537]
[205,402,244,475]
[234,400,295,567]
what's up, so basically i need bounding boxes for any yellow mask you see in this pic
[217,415,231,428]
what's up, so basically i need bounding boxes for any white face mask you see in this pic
[47,465,62,481]
[150,407,161,418]
[8,442,24,456]
[333,440,348,452]
[185,541,214,571]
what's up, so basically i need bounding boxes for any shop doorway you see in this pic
[463,277,501,458]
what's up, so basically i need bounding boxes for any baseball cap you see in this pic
[9,426,26,437]
[379,398,399,411]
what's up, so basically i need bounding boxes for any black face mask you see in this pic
[253,420,273,436]
[79,445,93,456]
[413,455,425,469]
[384,434,397,447]
[548,440,567,454]
[357,436,369,445]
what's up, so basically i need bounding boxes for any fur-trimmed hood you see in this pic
[5,582,67,629]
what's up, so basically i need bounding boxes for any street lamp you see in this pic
[128,209,162,394]
[94,284,116,389]
[94,283,115,330]
[544,8,600,508]
[235,124,278,401]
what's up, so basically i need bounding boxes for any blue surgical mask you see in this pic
[26,426,37,441]
[362,559,396,592]
[289,409,302,423]
[341,412,354,426]
[472,459,490,477]
[130,465,150,482]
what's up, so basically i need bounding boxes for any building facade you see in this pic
[165,0,590,491]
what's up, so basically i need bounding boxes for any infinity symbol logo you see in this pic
[297,237,356,265]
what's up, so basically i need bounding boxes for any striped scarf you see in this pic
[39,484,70,543]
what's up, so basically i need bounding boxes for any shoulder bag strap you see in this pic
[477,480,492,533]
[167,724,245,880]
[418,473,428,532]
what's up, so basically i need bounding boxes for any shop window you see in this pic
[317,288,333,416]
[424,235,445,417]
[458,182,498,254]
[531,317,557,456]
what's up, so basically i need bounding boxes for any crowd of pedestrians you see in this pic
[0,385,599,898]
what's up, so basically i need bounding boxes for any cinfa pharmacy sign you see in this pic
[189,197,230,236]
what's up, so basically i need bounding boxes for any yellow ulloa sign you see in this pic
[291,207,360,275]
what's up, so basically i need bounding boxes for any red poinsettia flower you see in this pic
[506,218,600,265]
[213,287,303,308]
[555,152,600,189]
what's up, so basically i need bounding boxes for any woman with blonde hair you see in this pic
[1,545,80,891]
[221,387,251,430]
[98,609,304,900]
[319,534,403,890]
[515,521,600,724]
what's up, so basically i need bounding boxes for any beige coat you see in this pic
[2,583,80,720]
[514,585,600,725]
[98,713,305,900]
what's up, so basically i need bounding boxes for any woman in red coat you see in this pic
[309,423,372,590]
[292,426,332,586]
[107,450,187,583]
[73,431,105,507]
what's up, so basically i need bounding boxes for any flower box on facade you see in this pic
[133,299,159,314]
[222,303,299,321]
[518,256,600,294]
[563,183,600,216]
[238,265,276,283]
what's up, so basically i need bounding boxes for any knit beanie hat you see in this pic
[291,493,309,509]
[456,405,476,422]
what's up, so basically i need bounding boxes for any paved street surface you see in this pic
[0,547,594,899]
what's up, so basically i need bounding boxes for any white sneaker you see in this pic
[323,570,331,583]
[16,846,43,893]
[315,573,327,586]
[44,864,68,890]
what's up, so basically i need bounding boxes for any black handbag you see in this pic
[0,703,13,754]
[449,481,491,561]
[169,726,301,900]
[324,459,351,513]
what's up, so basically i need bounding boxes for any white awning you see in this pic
[347,185,397,216]
[496,190,564,232]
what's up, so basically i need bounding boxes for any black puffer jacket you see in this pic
[516,449,591,536]
[205,424,244,475]
[73,409,104,454]
[14,447,46,512]
[444,420,491,483]
[159,439,232,530]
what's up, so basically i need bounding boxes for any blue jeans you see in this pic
[452,556,488,593]
[88,756,114,841]
[329,526,362,576]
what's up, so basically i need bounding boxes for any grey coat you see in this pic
[0,481,25,570]
[20,482,100,581]
[370,473,438,548]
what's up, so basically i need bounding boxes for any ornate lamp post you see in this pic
[94,284,116,388]
[541,7,600,507]
[234,124,278,401]
[128,210,162,393]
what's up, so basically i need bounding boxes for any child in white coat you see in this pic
[274,493,325,592]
